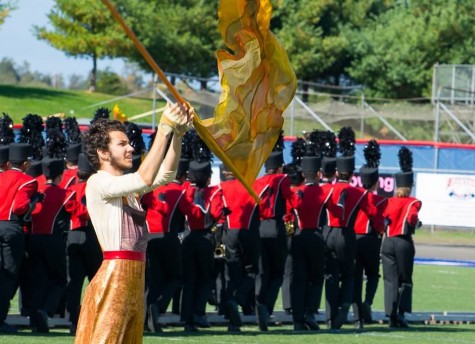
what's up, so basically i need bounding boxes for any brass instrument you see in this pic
[285,220,295,238]
[211,224,226,259]
[214,244,226,259]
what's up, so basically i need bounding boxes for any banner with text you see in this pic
[416,173,475,228]
[351,173,395,198]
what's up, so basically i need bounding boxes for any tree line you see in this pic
[3,0,475,99]
[0,57,147,95]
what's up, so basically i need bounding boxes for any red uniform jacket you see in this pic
[354,193,387,235]
[0,168,38,221]
[59,167,78,189]
[324,182,380,229]
[142,181,199,234]
[35,174,47,192]
[31,183,87,235]
[384,196,422,237]
[185,185,223,230]
[67,181,90,230]
[221,178,258,230]
[290,182,333,230]
[253,173,300,220]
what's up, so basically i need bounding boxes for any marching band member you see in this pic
[382,146,422,329]
[352,140,387,328]
[180,132,225,332]
[220,163,260,332]
[0,143,38,334]
[74,102,191,344]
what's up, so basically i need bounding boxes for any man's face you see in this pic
[104,131,134,172]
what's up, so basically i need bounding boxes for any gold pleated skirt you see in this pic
[74,258,145,344]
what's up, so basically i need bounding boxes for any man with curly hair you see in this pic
[74,102,193,344]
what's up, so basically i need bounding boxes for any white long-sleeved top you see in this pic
[85,168,175,251]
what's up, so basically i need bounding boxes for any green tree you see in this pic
[34,0,132,92]
[274,0,395,101]
[0,57,19,84]
[68,74,88,90]
[347,1,475,98]
[96,68,128,95]
[0,1,15,27]
[121,0,221,90]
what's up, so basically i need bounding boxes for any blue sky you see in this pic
[0,0,124,78]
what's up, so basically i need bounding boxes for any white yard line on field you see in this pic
[365,331,474,343]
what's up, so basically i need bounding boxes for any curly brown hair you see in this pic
[84,119,126,170]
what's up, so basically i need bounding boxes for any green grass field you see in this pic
[0,84,160,123]
[3,263,475,343]
[414,228,475,246]
[2,325,475,344]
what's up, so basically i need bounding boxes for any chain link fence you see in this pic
[146,69,475,144]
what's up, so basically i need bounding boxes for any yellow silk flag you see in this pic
[101,0,295,200]
[196,0,297,196]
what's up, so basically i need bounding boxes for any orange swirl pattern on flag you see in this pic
[193,0,297,199]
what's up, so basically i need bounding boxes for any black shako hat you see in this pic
[283,162,304,185]
[336,156,355,174]
[189,160,212,176]
[0,145,9,164]
[177,159,190,176]
[9,143,33,163]
[42,158,65,180]
[66,143,82,163]
[188,128,213,182]
[265,151,284,170]
[395,171,413,188]
[360,166,378,186]
[178,129,194,176]
[78,153,95,174]
[188,160,212,184]
[395,146,414,187]
[321,157,336,175]
[301,156,321,173]
[26,160,43,178]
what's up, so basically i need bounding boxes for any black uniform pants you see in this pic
[18,244,32,316]
[281,236,292,312]
[381,235,414,317]
[146,233,183,314]
[255,219,287,314]
[181,230,214,324]
[291,229,325,324]
[0,221,25,323]
[323,225,356,322]
[27,235,67,320]
[224,228,260,308]
[66,228,102,327]
[213,257,226,314]
[352,234,382,321]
